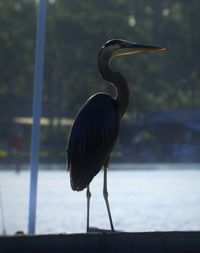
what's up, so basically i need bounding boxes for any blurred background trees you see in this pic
[0,0,200,163]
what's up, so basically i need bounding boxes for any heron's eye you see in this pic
[118,42,122,48]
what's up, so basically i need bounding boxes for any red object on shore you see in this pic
[12,135,22,150]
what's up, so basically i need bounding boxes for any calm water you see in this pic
[0,163,200,235]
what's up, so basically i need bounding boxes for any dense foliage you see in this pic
[0,0,199,161]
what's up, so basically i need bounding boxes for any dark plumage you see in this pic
[67,93,119,191]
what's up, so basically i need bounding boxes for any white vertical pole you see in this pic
[28,0,47,234]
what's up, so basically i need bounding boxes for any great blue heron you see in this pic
[67,39,165,232]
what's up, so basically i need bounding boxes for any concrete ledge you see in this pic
[0,231,200,253]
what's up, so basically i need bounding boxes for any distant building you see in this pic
[120,109,200,162]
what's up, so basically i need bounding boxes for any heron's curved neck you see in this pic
[98,54,129,118]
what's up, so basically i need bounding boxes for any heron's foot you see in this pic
[87,227,119,233]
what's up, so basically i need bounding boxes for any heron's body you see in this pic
[67,93,119,191]
[66,39,165,232]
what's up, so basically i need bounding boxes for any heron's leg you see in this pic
[103,164,114,231]
[86,185,91,233]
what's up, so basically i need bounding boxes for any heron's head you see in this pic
[99,39,166,60]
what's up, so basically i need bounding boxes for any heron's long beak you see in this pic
[113,42,166,57]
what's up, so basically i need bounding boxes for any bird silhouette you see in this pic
[67,39,165,232]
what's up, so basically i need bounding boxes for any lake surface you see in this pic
[0,163,200,235]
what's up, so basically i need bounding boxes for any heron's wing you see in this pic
[67,93,119,191]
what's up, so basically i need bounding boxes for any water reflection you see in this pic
[0,163,200,235]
